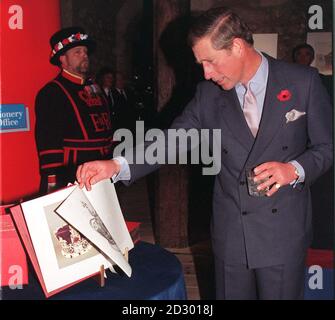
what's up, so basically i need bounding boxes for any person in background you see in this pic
[96,67,118,127]
[35,27,113,194]
[292,43,332,101]
[96,67,115,109]
[292,43,315,66]
[110,72,137,133]
[76,7,332,299]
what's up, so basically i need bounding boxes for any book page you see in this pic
[82,179,134,254]
[55,184,132,277]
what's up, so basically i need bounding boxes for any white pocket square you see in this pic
[285,109,306,123]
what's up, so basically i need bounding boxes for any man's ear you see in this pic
[231,38,244,56]
[59,54,66,66]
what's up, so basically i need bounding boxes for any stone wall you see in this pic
[114,0,143,78]
[60,0,332,75]
[191,0,332,62]
[60,0,142,77]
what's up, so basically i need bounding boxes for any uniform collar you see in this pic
[61,69,85,85]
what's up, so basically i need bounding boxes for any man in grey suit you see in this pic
[76,7,332,299]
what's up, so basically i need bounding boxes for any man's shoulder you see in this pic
[267,54,317,78]
[37,75,64,96]
[196,80,222,95]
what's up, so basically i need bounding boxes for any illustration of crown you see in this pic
[54,224,92,259]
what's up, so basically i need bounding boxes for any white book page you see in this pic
[82,179,134,254]
[55,185,132,277]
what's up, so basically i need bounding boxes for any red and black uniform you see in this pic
[35,70,114,194]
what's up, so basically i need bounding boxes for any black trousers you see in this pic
[214,254,306,300]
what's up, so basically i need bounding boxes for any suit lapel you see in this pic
[247,56,294,165]
[219,88,255,152]
[215,55,295,162]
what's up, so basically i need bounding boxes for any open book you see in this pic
[11,179,133,298]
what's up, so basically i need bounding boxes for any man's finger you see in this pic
[81,164,94,186]
[254,162,275,174]
[84,178,92,191]
[266,183,281,197]
[76,165,83,186]
[254,169,273,182]
[79,164,94,190]
[82,169,104,191]
[257,176,276,191]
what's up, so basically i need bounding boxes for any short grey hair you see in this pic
[188,7,254,50]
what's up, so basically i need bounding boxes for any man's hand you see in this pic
[76,159,121,191]
[253,162,298,197]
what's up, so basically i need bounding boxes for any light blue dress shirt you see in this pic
[235,51,269,119]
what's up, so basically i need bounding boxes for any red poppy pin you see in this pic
[277,89,292,102]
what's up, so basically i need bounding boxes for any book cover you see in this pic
[126,221,141,244]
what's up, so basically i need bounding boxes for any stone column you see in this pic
[153,0,191,247]
[114,0,143,78]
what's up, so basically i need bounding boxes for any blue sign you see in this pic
[0,104,30,133]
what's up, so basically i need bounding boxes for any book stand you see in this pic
[92,265,105,287]
[93,248,129,288]
[124,247,129,262]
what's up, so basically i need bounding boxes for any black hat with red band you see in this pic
[49,26,96,66]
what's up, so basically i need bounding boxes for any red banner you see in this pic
[0,0,60,203]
